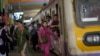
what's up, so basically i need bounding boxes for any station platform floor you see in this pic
[9,47,56,56]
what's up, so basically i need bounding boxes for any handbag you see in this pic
[41,35,48,43]
[40,29,48,43]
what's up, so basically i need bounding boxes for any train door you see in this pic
[57,5,64,56]
[55,4,62,55]
[55,3,66,56]
[51,3,64,55]
[58,0,68,56]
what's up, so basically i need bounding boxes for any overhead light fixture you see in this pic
[43,0,47,6]
[14,12,24,20]
[23,18,32,23]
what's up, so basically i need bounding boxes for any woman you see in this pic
[16,20,30,56]
[38,21,57,56]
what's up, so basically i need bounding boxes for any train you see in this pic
[34,0,100,56]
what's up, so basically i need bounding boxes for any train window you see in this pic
[59,7,63,34]
[74,0,100,27]
[81,4,100,22]
[50,9,51,16]
[45,12,47,16]
[52,10,55,18]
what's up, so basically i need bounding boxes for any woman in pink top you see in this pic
[37,21,57,56]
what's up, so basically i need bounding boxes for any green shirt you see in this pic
[16,28,30,53]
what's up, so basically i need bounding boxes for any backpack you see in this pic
[0,29,6,54]
[0,30,4,46]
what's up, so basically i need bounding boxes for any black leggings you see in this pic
[31,33,38,51]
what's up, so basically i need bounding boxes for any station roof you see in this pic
[7,0,49,18]
[8,0,49,12]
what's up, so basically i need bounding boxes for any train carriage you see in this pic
[62,0,100,56]
[34,0,100,56]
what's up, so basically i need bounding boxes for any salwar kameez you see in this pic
[16,28,29,54]
[38,27,54,56]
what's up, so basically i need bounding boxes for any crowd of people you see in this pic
[0,14,60,56]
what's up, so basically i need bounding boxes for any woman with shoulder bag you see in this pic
[37,21,58,56]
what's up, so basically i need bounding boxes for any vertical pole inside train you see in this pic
[56,4,58,14]
[0,0,3,23]
[0,0,3,13]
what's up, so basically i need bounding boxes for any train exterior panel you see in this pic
[63,0,100,56]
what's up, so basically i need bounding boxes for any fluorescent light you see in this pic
[23,18,32,23]
[24,20,31,22]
